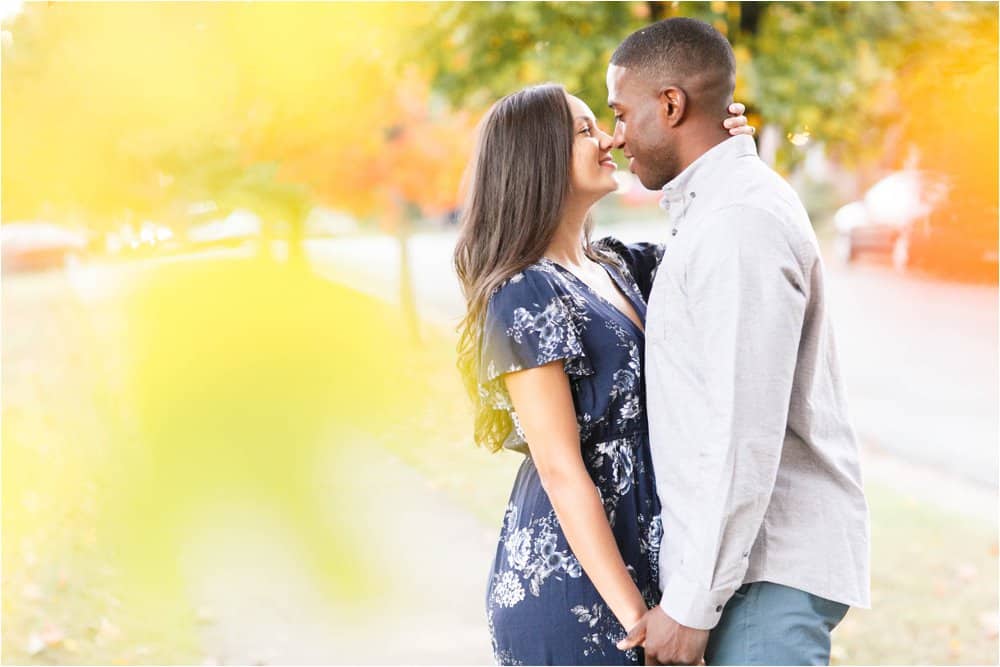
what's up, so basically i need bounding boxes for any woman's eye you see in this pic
[578,127,592,136]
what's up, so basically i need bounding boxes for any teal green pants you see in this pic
[705,582,850,666]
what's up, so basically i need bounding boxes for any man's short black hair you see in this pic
[611,17,735,89]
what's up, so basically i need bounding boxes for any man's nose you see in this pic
[611,121,625,149]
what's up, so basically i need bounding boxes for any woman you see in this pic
[454,84,752,665]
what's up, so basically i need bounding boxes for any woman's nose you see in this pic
[598,129,614,150]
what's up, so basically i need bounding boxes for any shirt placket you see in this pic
[661,189,697,242]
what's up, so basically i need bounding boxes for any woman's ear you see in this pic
[658,86,687,127]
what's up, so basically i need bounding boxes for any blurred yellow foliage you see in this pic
[3,2,474,225]
[103,257,413,599]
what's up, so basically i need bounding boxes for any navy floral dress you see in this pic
[481,237,665,666]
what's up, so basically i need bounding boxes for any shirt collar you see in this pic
[659,135,758,210]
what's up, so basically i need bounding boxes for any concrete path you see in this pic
[180,442,498,665]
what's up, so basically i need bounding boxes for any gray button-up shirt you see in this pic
[646,135,871,630]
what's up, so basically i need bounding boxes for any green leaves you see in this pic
[414,2,638,117]
[415,1,998,174]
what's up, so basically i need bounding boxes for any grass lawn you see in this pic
[3,264,997,665]
[3,271,204,664]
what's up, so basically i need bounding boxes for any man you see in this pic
[608,18,870,666]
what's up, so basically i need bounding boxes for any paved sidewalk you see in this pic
[181,442,498,664]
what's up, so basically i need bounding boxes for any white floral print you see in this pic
[492,571,526,608]
[505,527,533,571]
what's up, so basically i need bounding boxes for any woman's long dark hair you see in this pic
[454,83,613,452]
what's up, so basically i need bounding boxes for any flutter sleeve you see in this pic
[477,268,594,413]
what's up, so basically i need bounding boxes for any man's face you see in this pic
[607,64,680,190]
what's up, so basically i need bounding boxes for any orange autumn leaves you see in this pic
[3,3,476,226]
[266,64,480,226]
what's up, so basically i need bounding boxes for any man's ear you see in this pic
[658,86,687,127]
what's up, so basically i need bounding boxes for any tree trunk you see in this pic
[396,219,420,345]
[758,123,782,168]
[738,1,766,36]
[287,215,307,269]
[647,1,679,22]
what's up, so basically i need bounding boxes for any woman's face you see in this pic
[565,94,618,202]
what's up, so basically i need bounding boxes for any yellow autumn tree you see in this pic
[3,2,474,229]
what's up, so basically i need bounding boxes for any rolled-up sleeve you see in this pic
[658,206,809,630]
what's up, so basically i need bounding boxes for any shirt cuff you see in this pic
[659,572,736,630]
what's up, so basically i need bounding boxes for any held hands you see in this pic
[618,606,710,666]
[724,102,755,136]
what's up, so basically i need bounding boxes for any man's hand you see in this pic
[617,606,709,665]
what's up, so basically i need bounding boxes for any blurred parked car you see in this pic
[1,222,88,273]
[835,170,996,281]
[832,201,869,263]
[833,170,949,263]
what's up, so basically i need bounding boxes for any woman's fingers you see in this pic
[724,101,754,136]
[723,115,755,136]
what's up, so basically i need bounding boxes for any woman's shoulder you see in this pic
[487,260,567,309]
[478,259,593,384]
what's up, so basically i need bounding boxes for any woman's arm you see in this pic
[504,360,648,631]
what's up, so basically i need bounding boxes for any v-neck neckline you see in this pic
[543,257,646,336]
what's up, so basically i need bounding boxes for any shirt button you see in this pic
[715,605,723,612]
[671,228,678,236]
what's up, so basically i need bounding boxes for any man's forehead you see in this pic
[607,63,629,85]
[607,64,634,106]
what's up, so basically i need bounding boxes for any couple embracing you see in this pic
[454,18,870,666]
